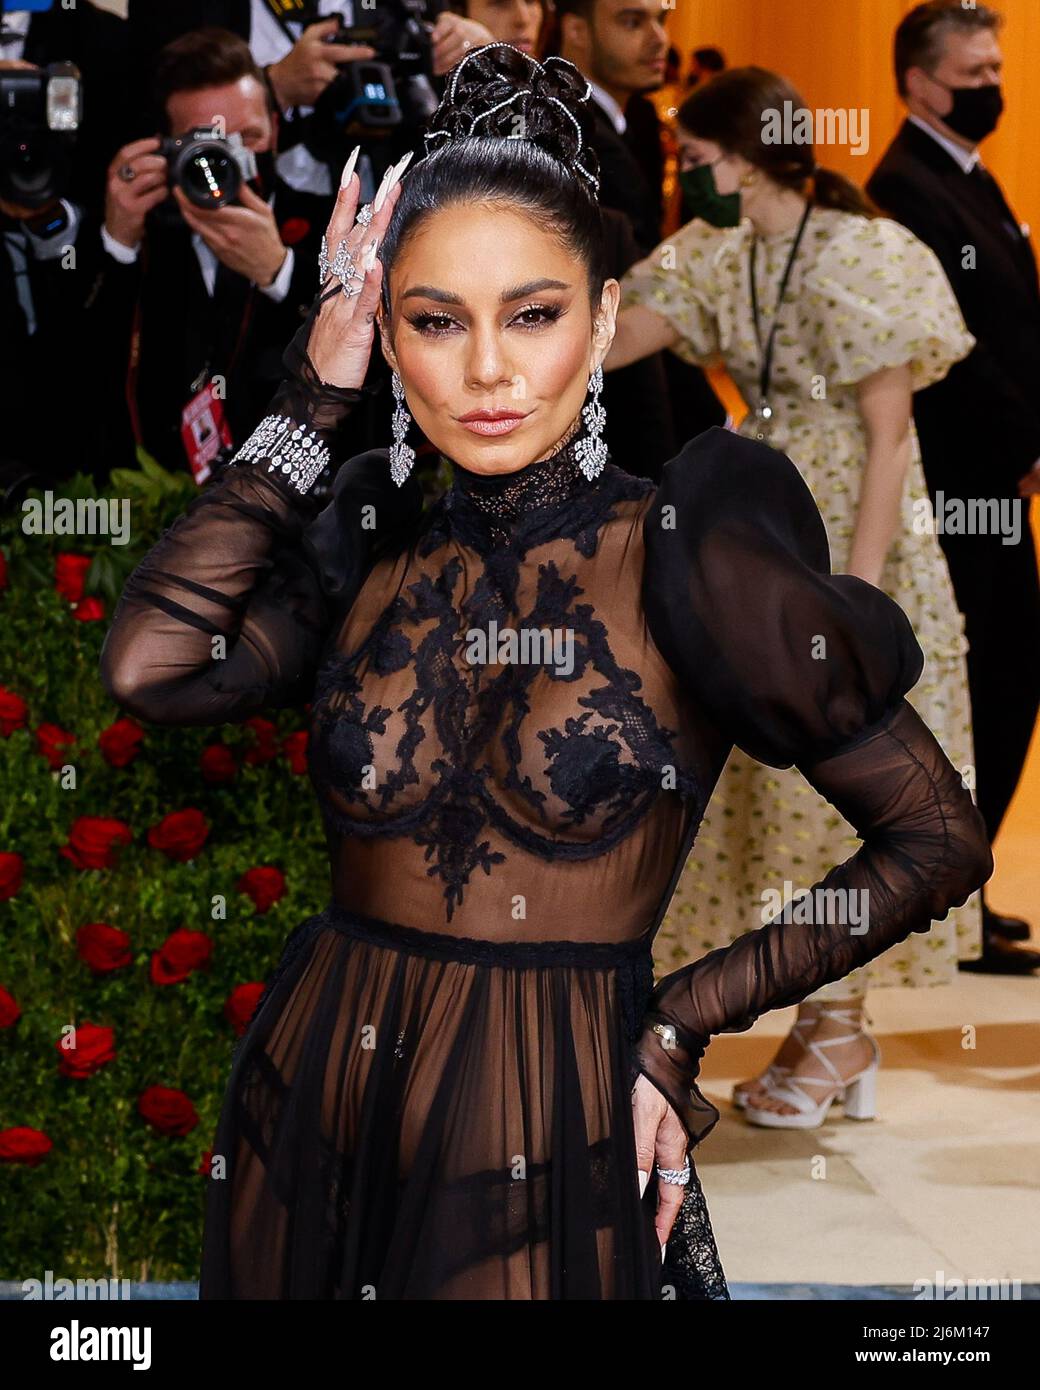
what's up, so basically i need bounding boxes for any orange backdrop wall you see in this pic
[667,0,1040,912]
[667,0,1040,250]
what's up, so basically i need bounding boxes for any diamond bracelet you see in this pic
[230,414,331,496]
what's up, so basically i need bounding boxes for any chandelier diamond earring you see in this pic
[574,365,608,481]
[390,371,416,486]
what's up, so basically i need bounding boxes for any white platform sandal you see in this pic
[731,1009,821,1111]
[742,1007,881,1129]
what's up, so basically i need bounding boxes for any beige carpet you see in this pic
[695,716,1040,1287]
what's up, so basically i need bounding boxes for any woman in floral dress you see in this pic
[608,67,982,1127]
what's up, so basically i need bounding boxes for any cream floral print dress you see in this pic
[621,205,983,992]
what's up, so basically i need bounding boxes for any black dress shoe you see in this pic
[982,906,1033,942]
[959,931,1040,975]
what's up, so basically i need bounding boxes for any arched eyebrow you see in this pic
[401,278,571,305]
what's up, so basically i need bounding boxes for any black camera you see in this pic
[158,127,259,210]
[0,60,82,209]
[305,0,446,160]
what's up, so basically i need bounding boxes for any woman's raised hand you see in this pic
[306,147,411,391]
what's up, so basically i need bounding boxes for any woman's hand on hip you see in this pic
[632,1072,689,1259]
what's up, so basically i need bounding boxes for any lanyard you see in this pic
[748,200,813,411]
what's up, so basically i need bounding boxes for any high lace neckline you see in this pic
[446,427,590,526]
[420,426,651,563]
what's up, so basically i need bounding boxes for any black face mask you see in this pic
[932,80,1004,143]
[679,159,741,228]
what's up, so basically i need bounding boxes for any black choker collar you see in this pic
[446,428,591,531]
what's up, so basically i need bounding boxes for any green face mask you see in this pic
[679,160,741,228]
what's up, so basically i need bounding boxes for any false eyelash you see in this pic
[405,304,564,337]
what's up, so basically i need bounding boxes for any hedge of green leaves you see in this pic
[0,460,332,1282]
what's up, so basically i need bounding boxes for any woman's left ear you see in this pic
[591,279,620,372]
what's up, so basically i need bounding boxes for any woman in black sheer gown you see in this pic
[98,46,992,1301]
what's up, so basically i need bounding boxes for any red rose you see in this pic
[54,553,91,603]
[0,686,28,737]
[73,596,105,622]
[200,743,237,784]
[237,865,286,914]
[281,730,308,775]
[77,922,132,974]
[0,548,7,591]
[150,927,213,985]
[139,1085,198,1137]
[35,722,77,770]
[0,852,24,900]
[57,1021,116,1078]
[0,1127,52,1166]
[225,982,265,1037]
[244,716,278,765]
[98,717,144,768]
[147,808,209,862]
[198,1148,214,1176]
[0,986,20,1028]
[60,816,133,870]
[279,216,310,245]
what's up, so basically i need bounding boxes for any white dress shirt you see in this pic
[907,113,981,174]
[101,216,295,303]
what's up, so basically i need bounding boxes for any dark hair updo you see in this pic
[378,43,608,316]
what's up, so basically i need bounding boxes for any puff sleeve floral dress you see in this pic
[98,318,991,1300]
[620,207,984,990]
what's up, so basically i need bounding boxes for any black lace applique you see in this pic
[307,444,701,921]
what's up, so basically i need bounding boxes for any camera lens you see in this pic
[177,141,241,209]
[3,135,54,204]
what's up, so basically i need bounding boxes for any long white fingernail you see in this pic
[372,165,394,213]
[340,144,361,189]
[638,1170,649,1198]
[362,237,379,271]
[393,149,414,180]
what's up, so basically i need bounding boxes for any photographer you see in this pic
[126,2,492,197]
[0,2,130,500]
[95,27,335,481]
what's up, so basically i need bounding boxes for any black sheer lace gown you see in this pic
[98,336,992,1300]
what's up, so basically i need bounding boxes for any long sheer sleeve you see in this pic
[635,428,993,1146]
[99,306,423,726]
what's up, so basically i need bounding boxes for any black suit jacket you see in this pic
[599,206,675,478]
[622,92,664,238]
[91,179,330,475]
[867,120,1040,494]
[586,97,661,258]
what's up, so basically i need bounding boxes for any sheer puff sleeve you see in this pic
[804,215,975,391]
[99,307,423,727]
[633,428,992,1147]
[618,218,736,368]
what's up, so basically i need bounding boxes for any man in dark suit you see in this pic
[93,27,344,480]
[0,1,128,500]
[868,0,1040,972]
[553,0,666,256]
[554,0,725,458]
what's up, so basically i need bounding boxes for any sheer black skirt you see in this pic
[198,904,729,1300]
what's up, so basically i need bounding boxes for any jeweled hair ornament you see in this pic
[419,44,600,195]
